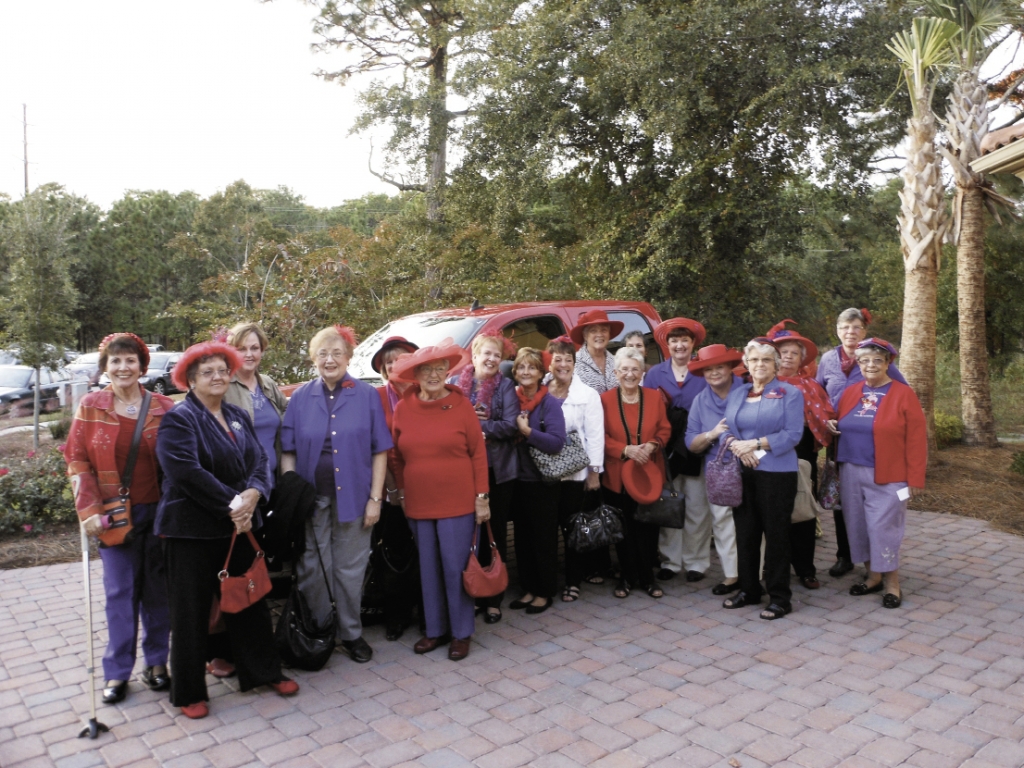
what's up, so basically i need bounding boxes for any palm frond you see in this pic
[922,0,1024,67]
[888,17,960,115]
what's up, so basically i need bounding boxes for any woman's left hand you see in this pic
[584,471,601,491]
[516,412,531,436]
[363,498,382,529]
[909,486,924,499]
[475,496,491,523]
[230,489,260,532]
[729,439,759,458]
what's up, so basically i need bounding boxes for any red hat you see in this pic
[621,458,665,505]
[172,342,244,391]
[857,338,898,358]
[687,344,744,376]
[569,310,625,346]
[99,333,151,373]
[653,318,706,355]
[389,340,470,383]
[371,336,419,373]
[765,320,818,364]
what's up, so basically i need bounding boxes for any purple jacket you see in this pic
[816,347,907,407]
[722,378,805,473]
[516,393,567,482]
[448,374,520,485]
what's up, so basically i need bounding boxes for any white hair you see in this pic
[742,340,781,370]
[853,344,892,363]
[614,346,646,370]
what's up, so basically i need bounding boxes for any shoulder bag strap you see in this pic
[119,390,152,494]
[311,525,336,607]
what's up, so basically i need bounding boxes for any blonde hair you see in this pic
[472,334,504,356]
[309,326,354,360]
[228,322,269,351]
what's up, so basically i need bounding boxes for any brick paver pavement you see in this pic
[3,508,1024,768]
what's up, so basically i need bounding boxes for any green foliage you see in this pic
[935,410,965,448]
[47,412,72,441]
[0,447,76,534]
[1010,451,1024,477]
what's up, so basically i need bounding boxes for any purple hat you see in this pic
[856,338,898,358]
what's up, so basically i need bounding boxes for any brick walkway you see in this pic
[3,509,1024,768]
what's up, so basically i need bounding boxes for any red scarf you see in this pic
[838,346,857,377]
[516,385,548,414]
[780,375,836,449]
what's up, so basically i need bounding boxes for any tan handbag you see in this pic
[792,458,825,523]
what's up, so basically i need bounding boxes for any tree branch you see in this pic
[988,69,1024,113]
[368,142,425,193]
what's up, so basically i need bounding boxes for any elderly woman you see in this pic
[642,317,710,583]
[391,343,489,660]
[65,334,176,705]
[828,339,926,608]
[816,308,908,578]
[451,332,519,623]
[683,344,745,595]
[544,336,605,603]
[156,341,294,719]
[280,325,391,664]
[766,320,837,591]
[601,347,672,598]
[571,310,624,393]
[721,339,805,620]
[509,347,567,614]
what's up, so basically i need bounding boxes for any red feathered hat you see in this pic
[172,342,244,391]
[764,319,818,365]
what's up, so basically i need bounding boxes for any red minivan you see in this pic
[344,300,664,385]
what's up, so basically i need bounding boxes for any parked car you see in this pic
[67,352,102,387]
[97,351,183,395]
[344,300,663,387]
[0,365,74,418]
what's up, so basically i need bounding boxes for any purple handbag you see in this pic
[706,437,743,508]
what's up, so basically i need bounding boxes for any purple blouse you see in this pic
[836,382,892,468]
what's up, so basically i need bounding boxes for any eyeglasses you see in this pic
[418,364,449,375]
[198,368,230,379]
[316,349,348,361]
[857,357,887,367]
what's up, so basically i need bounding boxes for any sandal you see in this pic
[646,584,664,599]
[561,585,580,603]
[723,591,760,609]
[760,603,791,620]
[613,580,630,599]
[584,574,605,585]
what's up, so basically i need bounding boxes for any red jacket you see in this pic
[600,388,672,494]
[837,380,927,487]
[392,386,489,520]
[65,387,176,520]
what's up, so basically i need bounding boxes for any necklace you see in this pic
[617,388,644,444]
[114,392,142,415]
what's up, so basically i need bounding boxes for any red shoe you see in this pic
[180,702,209,719]
[270,678,299,696]
[205,658,236,678]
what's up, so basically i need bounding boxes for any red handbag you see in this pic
[218,530,272,613]
[462,522,508,599]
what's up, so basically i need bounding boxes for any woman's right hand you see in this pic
[825,419,840,435]
[475,496,491,523]
[82,514,104,537]
[623,445,649,464]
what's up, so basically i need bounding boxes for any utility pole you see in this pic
[23,104,29,195]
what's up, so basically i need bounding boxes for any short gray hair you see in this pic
[836,308,868,327]
[613,346,646,370]
[742,340,781,371]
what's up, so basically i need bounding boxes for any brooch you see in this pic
[231,421,243,431]
[342,380,355,389]
[764,388,785,399]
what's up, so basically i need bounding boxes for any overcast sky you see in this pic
[0,0,392,210]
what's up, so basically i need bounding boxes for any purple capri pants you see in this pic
[839,463,908,572]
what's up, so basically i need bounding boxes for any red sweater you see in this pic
[600,388,672,494]
[837,380,927,487]
[392,386,489,520]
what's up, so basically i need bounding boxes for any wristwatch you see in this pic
[369,496,383,503]
[477,493,490,501]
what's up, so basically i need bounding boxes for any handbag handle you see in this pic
[713,435,736,463]
[218,530,265,582]
[469,521,497,558]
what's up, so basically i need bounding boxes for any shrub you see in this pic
[1011,451,1024,478]
[0,447,76,534]
[47,412,72,441]
[934,411,964,449]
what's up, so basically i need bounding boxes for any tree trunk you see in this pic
[32,364,41,452]
[957,186,998,446]
[425,43,448,224]
[902,267,938,452]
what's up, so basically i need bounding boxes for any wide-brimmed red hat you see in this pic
[172,342,244,391]
[653,318,707,355]
[569,310,625,346]
[765,319,818,364]
[371,336,419,373]
[621,458,665,505]
[687,344,744,376]
[389,341,470,383]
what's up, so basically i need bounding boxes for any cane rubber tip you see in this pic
[78,719,109,739]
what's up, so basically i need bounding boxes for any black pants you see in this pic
[833,508,852,561]
[792,428,818,579]
[605,489,659,589]
[556,480,596,589]
[733,468,797,608]
[164,536,284,707]
[513,480,560,599]
[478,472,515,609]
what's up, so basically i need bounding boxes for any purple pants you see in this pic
[409,513,476,641]
[98,503,170,680]
[839,463,907,572]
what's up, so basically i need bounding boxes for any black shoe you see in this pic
[849,581,884,596]
[141,667,169,692]
[483,609,502,624]
[509,596,532,610]
[711,582,739,596]
[340,637,373,663]
[101,680,128,704]
[685,570,705,583]
[656,568,676,581]
[882,593,902,609]
[525,598,553,615]
[829,558,854,577]
[385,623,404,641]
[723,591,761,609]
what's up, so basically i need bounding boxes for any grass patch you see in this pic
[934,350,1024,437]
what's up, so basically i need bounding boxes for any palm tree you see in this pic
[925,0,1022,447]
[887,16,959,453]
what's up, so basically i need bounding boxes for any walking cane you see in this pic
[78,522,109,739]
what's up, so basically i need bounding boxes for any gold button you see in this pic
[335,468,339,473]
[333,449,337,454]
[332,431,336,435]
[336,486,341,490]
[331,414,335,418]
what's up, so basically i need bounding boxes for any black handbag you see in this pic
[567,502,626,553]
[635,467,685,528]
[275,529,336,671]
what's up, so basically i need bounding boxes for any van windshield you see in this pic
[349,315,487,381]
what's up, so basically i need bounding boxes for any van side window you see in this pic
[606,311,661,365]
[501,316,566,353]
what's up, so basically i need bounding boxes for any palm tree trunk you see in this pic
[957,185,998,446]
